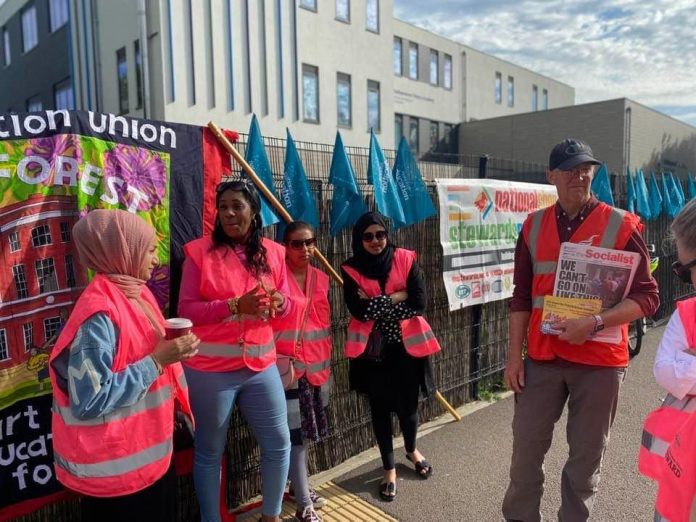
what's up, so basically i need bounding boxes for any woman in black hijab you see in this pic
[341,212,436,502]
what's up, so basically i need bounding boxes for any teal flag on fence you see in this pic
[368,130,406,227]
[625,168,636,213]
[590,164,614,206]
[244,115,280,226]
[328,132,367,236]
[635,169,651,220]
[689,173,696,200]
[672,173,686,208]
[278,129,319,240]
[661,172,679,218]
[669,173,685,211]
[648,172,662,220]
[392,137,436,228]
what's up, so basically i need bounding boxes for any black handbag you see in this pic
[363,329,386,361]
[173,406,194,451]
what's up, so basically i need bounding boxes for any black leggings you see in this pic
[369,392,419,470]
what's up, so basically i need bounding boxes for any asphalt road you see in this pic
[336,326,665,521]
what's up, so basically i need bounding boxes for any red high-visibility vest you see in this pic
[342,248,440,359]
[49,275,192,497]
[639,298,696,487]
[523,203,642,367]
[274,265,332,386]
[182,237,285,372]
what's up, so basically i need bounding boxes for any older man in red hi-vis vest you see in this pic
[501,138,659,522]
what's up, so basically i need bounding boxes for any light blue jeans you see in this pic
[184,365,290,521]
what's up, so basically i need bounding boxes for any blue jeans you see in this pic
[184,365,290,521]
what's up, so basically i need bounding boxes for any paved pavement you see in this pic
[333,326,666,521]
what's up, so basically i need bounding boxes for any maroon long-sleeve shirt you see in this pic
[509,197,660,317]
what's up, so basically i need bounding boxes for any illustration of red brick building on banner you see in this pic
[0,194,86,383]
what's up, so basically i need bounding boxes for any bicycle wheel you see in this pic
[628,318,643,358]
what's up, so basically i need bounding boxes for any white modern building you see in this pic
[1,0,575,155]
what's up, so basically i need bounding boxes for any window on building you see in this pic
[21,6,38,53]
[65,254,76,288]
[54,78,74,110]
[507,76,514,107]
[367,80,380,132]
[2,28,10,67]
[408,43,418,80]
[542,88,548,110]
[443,54,452,89]
[36,258,59,294]
[429,51,438,86]
[393,37,402,76]
[299,0,316,11]
[366,0,379,33]
[8,231,20,252]
[134,40,143,110]
[31,224,52,247]
[23,322,33,352]
[26,96,42,112]
[49,0,69,32]
[394,114,403,147]
[443,123,453,145]
[0,329,8,361]
[336,73,351,127]
[532,85,538,111]
[116,47,129,114]
[13,264,28,299]
[336,0,349,22]
[430,121,439,150]
[494,72,502,104]
[59,222,70,242]
[44,316,62,342]
[408,118,419,153]
[302,64,319,123]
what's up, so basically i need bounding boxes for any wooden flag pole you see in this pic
[208,121,460,422]
[207,121,341,283]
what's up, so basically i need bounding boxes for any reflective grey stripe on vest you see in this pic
[403,329,436,349]
[532,296,545,309]
[275,328,331,343]
[641,430,669,458]
[197,341,275,358]
[294,359,331,373]
[347,331,369,344]
[662,393,696,413]
[54,438,172,478]
[654,509,667,522]
[527,209,545,265]
[177,371,188,391]
[53,386,172,427]
[599,207,626,248]
[533,261,557,276]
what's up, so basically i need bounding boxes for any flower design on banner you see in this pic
[24,135,82,179]
[103,144,166,212]
[146,265,170,310]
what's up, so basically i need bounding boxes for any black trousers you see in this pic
[80,462,177,522]
[368,386,419,470]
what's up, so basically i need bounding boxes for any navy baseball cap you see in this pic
[548,138,601,171]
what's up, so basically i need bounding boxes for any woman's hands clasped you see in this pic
[152,333,200,367]
[236,283,286,319]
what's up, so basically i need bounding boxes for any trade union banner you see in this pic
[0,110,226,520]
[436,178,557,310]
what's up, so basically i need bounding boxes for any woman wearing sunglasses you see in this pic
[178,180,291,522]
[639,198,696,521]
[341,212,440,502]
[274,221,332,522]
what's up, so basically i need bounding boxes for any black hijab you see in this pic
[344,212,394,280]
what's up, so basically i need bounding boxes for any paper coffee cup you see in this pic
[165,318,193,340]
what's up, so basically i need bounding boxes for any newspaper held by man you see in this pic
[541,296,602,335]
[550,242,640,344]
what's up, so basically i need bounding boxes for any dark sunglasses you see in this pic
[672,258,696,284]
[362,230,388,242]
[288,238,317,250]
[216,179,253,193]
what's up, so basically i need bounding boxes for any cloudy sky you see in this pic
[394,0,696,126]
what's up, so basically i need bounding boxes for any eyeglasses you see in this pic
[362,230,388,242]
[288,238,317,250]
[672,258,696,284]
[216,179,254,193]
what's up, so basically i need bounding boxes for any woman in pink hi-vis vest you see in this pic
[49,210,198,522]
[341,212,440,503]
[640,198,696,521]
